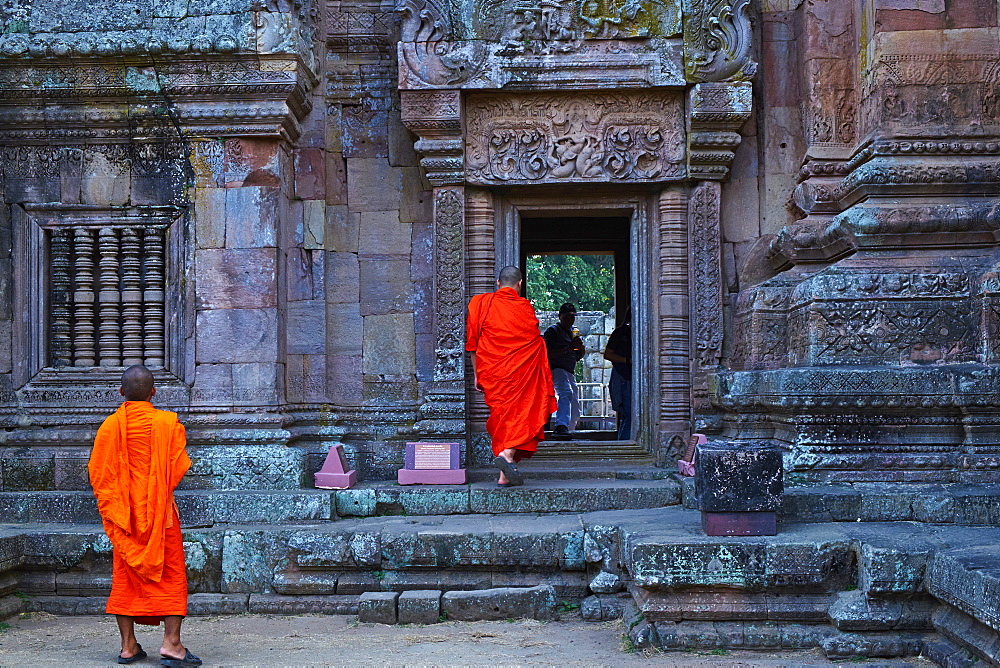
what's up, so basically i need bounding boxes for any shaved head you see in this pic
[498,266,522,288]
[121,365,155,402]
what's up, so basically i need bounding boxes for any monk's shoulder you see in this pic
[95,411,120,435]
[152,408,181,425]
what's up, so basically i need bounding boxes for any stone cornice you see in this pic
[0,54,316,140]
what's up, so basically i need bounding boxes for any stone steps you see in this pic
[4,504,1000,661]
[0,476,681,524]
[531,439,652,461]
[336,478,680,517]
[678,477,1000,525]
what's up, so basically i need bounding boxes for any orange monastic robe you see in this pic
[88,401,190,625]
[466,287,558,460]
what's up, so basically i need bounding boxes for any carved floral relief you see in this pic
[465,91,684,184]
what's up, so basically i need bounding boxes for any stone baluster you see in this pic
[120,227,143,366]
[49,228,73,367]
[97,227,122,367]
[72,228,96,367]
[142,226,165,368]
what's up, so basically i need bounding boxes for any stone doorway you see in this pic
[520,216,633,441]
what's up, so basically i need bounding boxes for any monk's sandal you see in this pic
[492,456,523,486]
[160,649,202,667]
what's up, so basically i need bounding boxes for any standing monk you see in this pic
[88,365,202,667]
[467,266,557,486]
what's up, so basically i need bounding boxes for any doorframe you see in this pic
[469,185,691,463]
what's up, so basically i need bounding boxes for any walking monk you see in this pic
[88,365,202,667]
[466,266,557,486]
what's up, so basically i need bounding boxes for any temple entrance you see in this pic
[520,216,636,446]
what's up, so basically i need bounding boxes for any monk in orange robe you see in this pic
[88,365,202,667]
[467,266,557,486]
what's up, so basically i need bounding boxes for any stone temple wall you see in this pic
[0,0,996,487]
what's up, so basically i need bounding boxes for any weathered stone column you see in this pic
[657,188,692,464]
[400,90,467,438]
[465,188,494,443]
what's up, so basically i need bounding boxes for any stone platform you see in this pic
[2,474,999,664]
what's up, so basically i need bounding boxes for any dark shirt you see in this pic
[607,322,632,381]
[544,323,582,374]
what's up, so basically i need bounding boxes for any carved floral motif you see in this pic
[465,92,684,184]
[689,181,722,370]
[433,188,466,381]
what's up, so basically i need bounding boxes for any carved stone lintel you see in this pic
[683,0,756,83]
[687,81,752,180]
[400,89,464,186]
[466,90,686,185]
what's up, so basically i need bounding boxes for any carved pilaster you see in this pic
[465,187,494,430]
[657,188,691,460]
[689,181,723,413]
[419,186,467,431]
[400,89,464,186]
[688,81,753,180]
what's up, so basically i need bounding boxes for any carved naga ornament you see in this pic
[397,0,488,86]
[683,0,756,83]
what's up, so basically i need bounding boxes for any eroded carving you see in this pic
[433,188,466,382]
[689,181,723,370]
[398,0,488,86]
[683,0,755,83]
[465,91,684,184]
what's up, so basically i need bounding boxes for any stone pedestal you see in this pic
[695,441,783,536]
[397,442,466,485]
[313,444,357,490]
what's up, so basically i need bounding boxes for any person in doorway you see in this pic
[88,365,202,667]
[467,266,558,486]
[544,302,585,439]
[603,307,632,440]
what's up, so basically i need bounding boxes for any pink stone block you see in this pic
[314,444,357,489]
[397,468,467,485]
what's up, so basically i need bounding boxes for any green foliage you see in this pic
[0,622,10,633]
[620,633,637,654]
[556,601,580,613]
[710,649,729,656]
[526,254,614,312]
[372,570,385,581]
[12,592,29,601]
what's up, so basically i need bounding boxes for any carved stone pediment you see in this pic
[464,91,685,184]
[396,0,684,89]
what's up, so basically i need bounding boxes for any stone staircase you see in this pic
[2,467,1000,664]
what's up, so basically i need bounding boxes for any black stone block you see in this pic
[695,441,783,512]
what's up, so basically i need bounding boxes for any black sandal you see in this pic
[492,456,524,486]
[160,649,202,667]
[118,644,147,665]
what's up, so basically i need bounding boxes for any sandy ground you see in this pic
[0,612,932,667]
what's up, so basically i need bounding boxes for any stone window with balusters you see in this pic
[13,205,184,387]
